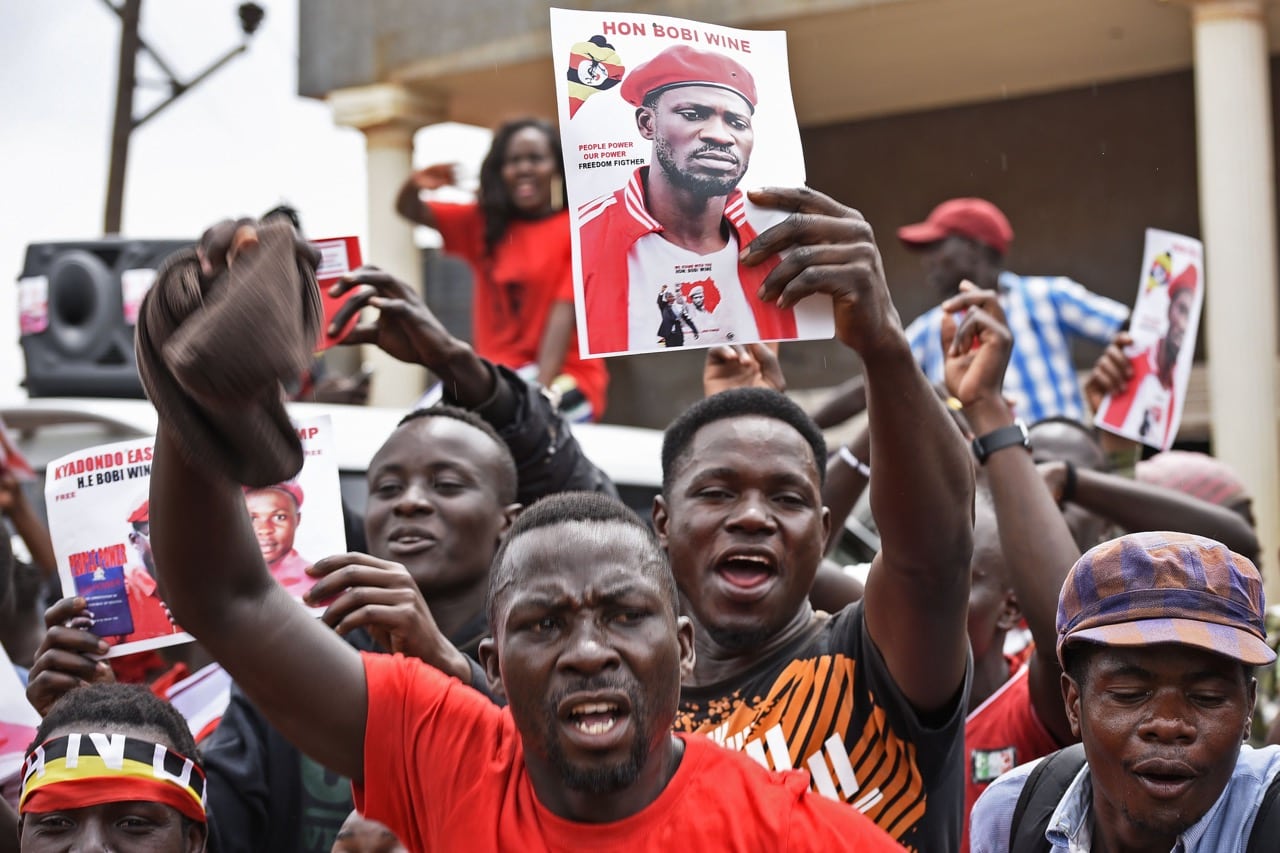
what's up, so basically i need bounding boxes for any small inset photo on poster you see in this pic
[1094,229,1204,451]
[44,415,346,658]
[551,7,834,357]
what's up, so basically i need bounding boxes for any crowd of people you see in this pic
[2,110,1278,852]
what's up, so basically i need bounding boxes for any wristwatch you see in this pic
[972,420,1030,465]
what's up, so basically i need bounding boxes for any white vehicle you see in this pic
[1,397,664,525]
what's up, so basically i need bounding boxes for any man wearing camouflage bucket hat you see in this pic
[971,531,1280,852]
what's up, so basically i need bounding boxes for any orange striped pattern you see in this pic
[675,654,928,848]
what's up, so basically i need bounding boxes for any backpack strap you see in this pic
[1008,744,1088,853]
[1245,766,1280,853]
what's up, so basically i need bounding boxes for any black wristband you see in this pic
[1061,460,1078,504]
[972,421,1030,465]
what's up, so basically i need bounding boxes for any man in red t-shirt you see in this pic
[148,188,919,851]
[150,457,901,850]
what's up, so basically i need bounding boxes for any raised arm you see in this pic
[1049,276,1129,344]
[535,301,575,389]
[0,469,56,578]
[393,164,457,228]
[1060,466,1259,563]
[151,426,367,781]
[746,187,974,714]
[942,284,1077,744]
[329,268,614,503]
[146,225,368,782]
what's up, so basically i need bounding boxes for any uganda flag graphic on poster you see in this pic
[566,35,623,117]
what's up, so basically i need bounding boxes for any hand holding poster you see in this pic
[44,415,346,658]
[1094,229,1204,450]
[551,7,834,357]
[312,236,364,351]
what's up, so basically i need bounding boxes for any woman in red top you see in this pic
[395,119,607,420]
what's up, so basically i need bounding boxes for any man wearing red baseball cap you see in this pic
[578,44,798,355]
[895,198,1129,424]
[1096,264,1198,450]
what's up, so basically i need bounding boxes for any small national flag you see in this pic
[567,35,624,118]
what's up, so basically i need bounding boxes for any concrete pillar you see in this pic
[1189,0,1280,591]
[328,83,444,407]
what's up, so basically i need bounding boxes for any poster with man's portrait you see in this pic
[1094,229,1204,450]
[44,415,344,658]
[551,7,834,357]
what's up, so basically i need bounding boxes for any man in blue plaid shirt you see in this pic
[898,198,1129,423]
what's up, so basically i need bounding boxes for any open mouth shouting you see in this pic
[557,692,634,749]
[570,701,621,736]
[713,547,779,602]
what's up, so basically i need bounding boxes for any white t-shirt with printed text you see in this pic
[626,232,758,350]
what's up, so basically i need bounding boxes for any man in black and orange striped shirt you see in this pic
[656,190,975,852]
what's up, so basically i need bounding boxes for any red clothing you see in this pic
[109,651,169,685]
[961,662,1060,853]
[429,203,607,417]
[578,168,797,355]
[122,566,181,644]
[106,569,182,683]
[355,652,900,852]
[269,549,314,597]
[148,662,190,697]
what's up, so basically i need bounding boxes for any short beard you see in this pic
[541,678,651,793]
[552,737,649,792]
[655,137,744,198]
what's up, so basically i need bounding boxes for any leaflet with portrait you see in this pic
[44,415,345,658]
[1094,229,1204,450]
[551,7,834,357]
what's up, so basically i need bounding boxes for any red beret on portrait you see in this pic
[244,480,304,509]
[1168,265,1198,300]
[127,500,149,524]
[620,44,757,110]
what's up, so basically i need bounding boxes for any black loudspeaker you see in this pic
[18,238,192,398]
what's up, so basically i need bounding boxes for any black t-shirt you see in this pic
[674,602,969,853]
